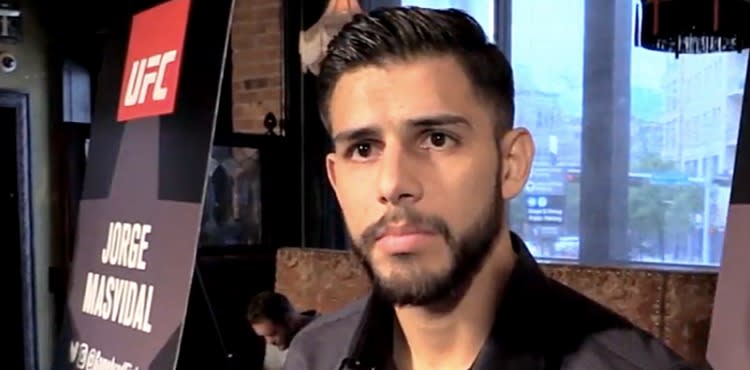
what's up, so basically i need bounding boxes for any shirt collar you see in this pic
[340,231,551,370]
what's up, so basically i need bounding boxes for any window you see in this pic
[199,146,262,247]
[507,0,748,268]
[368,0,749,268]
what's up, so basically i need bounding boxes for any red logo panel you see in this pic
[116,0,191,122]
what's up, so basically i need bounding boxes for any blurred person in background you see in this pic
[247,291,318,370]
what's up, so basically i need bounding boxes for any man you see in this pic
[284,6,701,370]
[247,291,317,370]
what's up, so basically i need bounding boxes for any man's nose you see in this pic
[376,145,423,206]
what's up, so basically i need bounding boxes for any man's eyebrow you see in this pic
[332,126,382,144]
[331,113,470,144]
[405,113,471,128]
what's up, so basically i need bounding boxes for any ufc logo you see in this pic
[116,0,189,122]
[122,50,178,107]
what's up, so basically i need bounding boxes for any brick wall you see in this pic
[231,0,284,134]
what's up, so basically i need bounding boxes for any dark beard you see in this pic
[350,180,503,307]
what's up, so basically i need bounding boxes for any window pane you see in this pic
[628,47,747,265]
[199,146,262,247]
[510,0,749,267]
[400,0,494,41]
[509,0,584,261]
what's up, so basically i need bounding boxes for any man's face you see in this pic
[251,319,291,350]
[325,56,533,306]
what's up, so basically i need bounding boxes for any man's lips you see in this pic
[375,224,434,238]
[374,224,438,254]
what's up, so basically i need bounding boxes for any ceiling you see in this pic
[33,0,166,65]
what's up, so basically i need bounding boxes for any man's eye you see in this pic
[429,132,447,147]
[346,142,376,161]
[420,131,456,149]
[355,143,372,157]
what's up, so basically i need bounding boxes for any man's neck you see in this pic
[289,311,314,335]
[392,230,517,370]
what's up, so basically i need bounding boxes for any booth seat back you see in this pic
[275,247,717,366]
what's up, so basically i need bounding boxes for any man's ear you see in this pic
[326,153,339,194]
[500,128,535,200]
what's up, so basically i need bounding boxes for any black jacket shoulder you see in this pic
[283,282,706,370]
[283,236,706,370]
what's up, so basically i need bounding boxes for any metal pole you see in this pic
[701,158,713,263]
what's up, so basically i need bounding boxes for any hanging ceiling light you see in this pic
[299,0,364,76]
[636,0,750,57]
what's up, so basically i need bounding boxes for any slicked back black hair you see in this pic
[317,6,515,133]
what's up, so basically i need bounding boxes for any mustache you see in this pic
[359,206,453,248]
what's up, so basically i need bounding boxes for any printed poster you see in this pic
[52,0,235,369]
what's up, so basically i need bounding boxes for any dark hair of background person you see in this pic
[246,291,294,325]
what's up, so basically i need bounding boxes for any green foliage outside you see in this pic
[628,154,703,258]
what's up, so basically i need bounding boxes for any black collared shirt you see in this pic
[284,232,703,370]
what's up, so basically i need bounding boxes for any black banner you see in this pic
[52,0,234,369]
